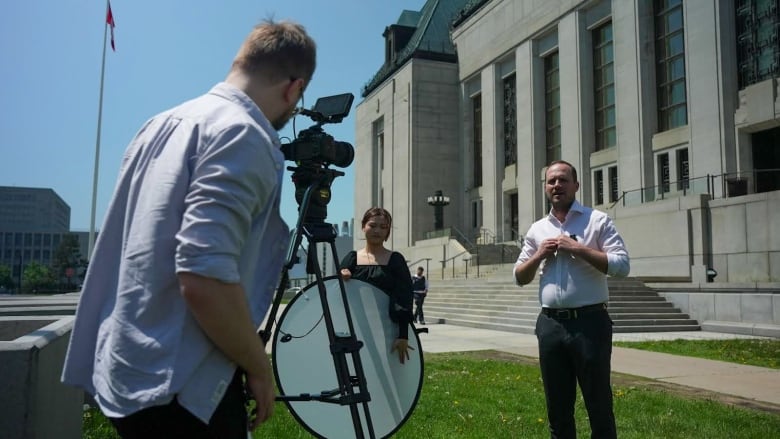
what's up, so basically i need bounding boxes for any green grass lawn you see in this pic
[84,348,780,439]
[613,338,780,369]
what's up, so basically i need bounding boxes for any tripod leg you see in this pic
[302,224,377,439]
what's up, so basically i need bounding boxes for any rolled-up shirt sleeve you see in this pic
[176,123,278,283]
[601,218,630,278]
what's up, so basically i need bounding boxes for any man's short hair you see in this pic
[232,19,316,85]
[548,160,578,183]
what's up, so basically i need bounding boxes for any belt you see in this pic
[541,303,607,319]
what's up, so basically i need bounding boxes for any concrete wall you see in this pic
[708,191,780,283]
[658,287,780,337]
[0,316,82,439]
[608,190,780,284]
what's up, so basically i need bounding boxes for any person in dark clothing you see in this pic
[411,267,428,324]
[339,207,414,364]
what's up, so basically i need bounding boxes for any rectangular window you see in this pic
[503,73,517,166]
[594,169,605,205]
[373,118,384,170]
[510,193,519,240]
[473,94,483,187]
[609,166,619,202]
[655,0,688,131]
[736,0,780,88]
[545,52,561,163]
[676,148,689,190]
[593,22,616,151]
[658,152,670,193]
[472,201,479,228]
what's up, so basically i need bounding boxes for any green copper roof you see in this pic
[362,0,471,97]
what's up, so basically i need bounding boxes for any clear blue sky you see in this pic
[0,0,425,231]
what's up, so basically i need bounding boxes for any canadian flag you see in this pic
[106,1,116,51]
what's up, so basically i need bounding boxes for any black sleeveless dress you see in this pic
[339,250,414,339]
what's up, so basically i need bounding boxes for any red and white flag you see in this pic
[106,1,116,51]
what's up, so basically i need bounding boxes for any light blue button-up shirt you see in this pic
[62,82,290,423]
[515,200,630,308]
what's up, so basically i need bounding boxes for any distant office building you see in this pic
[0,186,88,278]
[0,186,70,232]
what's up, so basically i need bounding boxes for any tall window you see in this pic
[373,118,384,170]
[510,193,518,240]
[545,52,561,163]
[609,166,619,202]
[593,22,616,150]
[736,0,780,88]
[676,148,689,190]
[473,94,483,187]
[503,73,517,166]
[655,0,687,131]
[594,169,605,205]
[658,152,670,193]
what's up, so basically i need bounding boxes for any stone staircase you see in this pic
[422,274,700,333]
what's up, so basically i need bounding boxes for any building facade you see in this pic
[356,0,780,285]
[0,186,88,285]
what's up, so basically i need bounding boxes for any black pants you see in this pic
[109,371,247,439]
[413,293,426,322]
[535,309,616,439]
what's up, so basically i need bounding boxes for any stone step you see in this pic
[613,325,701,333]
[420,276,700,333]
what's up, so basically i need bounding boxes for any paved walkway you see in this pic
[416,323,780,408]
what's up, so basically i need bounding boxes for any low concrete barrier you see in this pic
[0,315,82,439]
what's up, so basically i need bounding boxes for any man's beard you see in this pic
[272,103,298,131]
[272,114,292,131]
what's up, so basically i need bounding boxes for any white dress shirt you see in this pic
[515,200,630,308]
[62,82,290,423]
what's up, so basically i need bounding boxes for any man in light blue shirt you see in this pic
[62,20,316,438]
[514,160,629,439]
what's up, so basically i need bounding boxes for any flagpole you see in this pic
[88,0,110,260]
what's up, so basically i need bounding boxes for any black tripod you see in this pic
[259,167,376,439]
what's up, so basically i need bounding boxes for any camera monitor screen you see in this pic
[312,93,354,122]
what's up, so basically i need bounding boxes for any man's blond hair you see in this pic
[232,19,316,84]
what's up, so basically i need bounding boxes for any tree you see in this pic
[52,234,84,289]
[0,264,12,291]
[22,261,56,294]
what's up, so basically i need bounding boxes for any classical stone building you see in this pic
[355,0,779,330]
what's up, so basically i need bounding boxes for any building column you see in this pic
[613,0,656,194]
[516,41,541,233]
[480,64,500,237]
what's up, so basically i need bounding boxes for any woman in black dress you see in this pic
[339,207,414,364]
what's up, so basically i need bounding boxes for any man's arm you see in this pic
[514,252,544,285]
[178,272,274,426]
[179,272,267,375]
[556,235,609,274]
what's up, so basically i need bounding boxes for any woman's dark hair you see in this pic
[361,207,392,241]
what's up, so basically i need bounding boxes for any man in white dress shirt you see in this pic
[514,160,630,439]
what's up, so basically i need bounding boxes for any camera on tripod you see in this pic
[281,93,355,168]
[281,93,355,224]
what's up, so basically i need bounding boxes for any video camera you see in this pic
[281,93,355,224]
